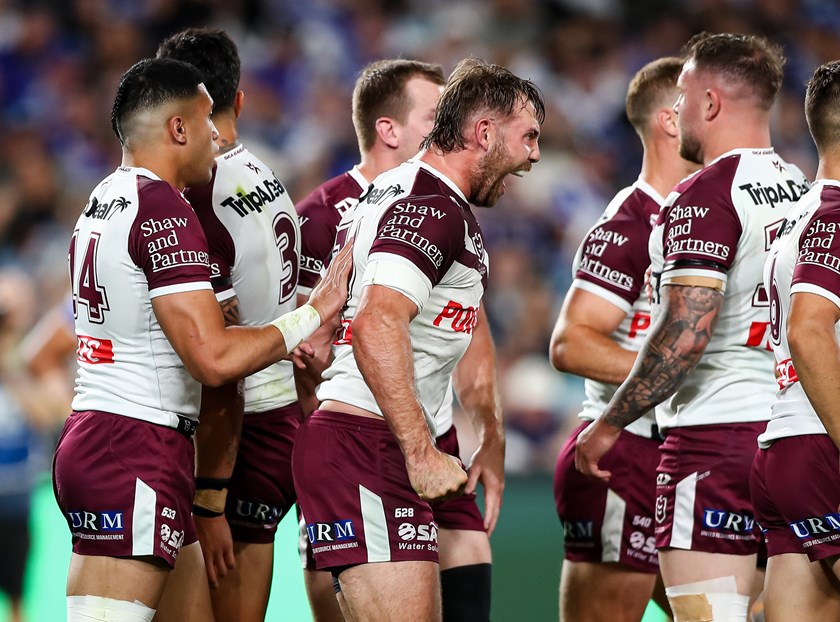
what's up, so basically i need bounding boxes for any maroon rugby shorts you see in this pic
[751,434,840,561]
[293,410,439,571]
[654,422,764,555]
[225,403,301,544]
[52,410,197,568]
[554,421,661,572]
[431,425,486,532]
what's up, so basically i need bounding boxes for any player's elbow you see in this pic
[184,353,236,388]
[787,315,824,369]
[548,327,577,373]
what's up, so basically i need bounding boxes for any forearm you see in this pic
[550,325,639,385]
[602,284,722,429]
[353,312,436,460]
[195,381,244,479]
[454,311,503,443]
[791,322,840,446]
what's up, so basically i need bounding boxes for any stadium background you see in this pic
[0,0,837,619]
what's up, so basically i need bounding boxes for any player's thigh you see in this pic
[438,528,491,570]
[209,541,274,622]
[560,560,656,622]
[658,549,755,596]
[764,553,840,622]
[66,552,169,609]
[153,542,213,622]
[304,568,345,622]
[338,560,440,622]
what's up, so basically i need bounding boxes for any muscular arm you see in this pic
[353,284,467,501]
[293,291,337,416]
[788,292,840,447]
[576,280,723,480]
[453,307,505,534]
[152,239,353,387]
[195,295,244,481]
[194,295,244,587]
[549,287,637,384]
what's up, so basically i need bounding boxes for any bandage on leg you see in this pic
[67,595,155,622]
[666,576,749,622]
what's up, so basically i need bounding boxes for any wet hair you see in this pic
[681,32,785,110]
[421,58,545,153]
[805,60,840,151]
[625,57,683,136]
[352,59,446,152]
[111,58,206,145]
[156,27,240,113]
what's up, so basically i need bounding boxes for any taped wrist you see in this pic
[270,304,321,352]
[193,476,230,518]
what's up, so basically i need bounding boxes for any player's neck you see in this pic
[358,145,405,182]
[815,154,840,183]
[121,149,183,189]
[701,118,772,166]
[212,113,240,155]
[640,137,696,198]
[419,149,473,199]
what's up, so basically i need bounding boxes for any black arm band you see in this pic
[192,504,224,518]
[195,476,231,490]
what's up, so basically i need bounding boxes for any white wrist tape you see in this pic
[270,304,321,351]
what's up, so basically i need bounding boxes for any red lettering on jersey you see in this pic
[775,357,798,390]
[334,319,353,346]
[433,301,478,334]
[627,312,651,339]
[745,321,772,351]
[77,335,115,364]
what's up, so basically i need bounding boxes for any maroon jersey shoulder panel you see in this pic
[295,172,363,288]
[792,185,840,293]
[660,154,742,272]
[370,186,469,287]
[575,187,659,304]
[129,176,211,290]
[185,167,236,294]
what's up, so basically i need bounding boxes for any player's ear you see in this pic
[705,88,721,121]
[233,91,245,119]
[656,108,678,138]
[169,115,188,145]
[375,117,399,149]
[475,117,494,151]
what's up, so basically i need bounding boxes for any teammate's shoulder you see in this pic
[297,171,363,212]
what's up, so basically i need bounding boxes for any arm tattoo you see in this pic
[219,296,241,327]
[602,285,723,428]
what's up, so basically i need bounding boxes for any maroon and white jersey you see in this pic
[186,145,299,413]
[759,180,840,446]
[570,179,661,438]
[316,158,488,435]
[295,164,456,436]
[70,167,213,426]
[648,148,809,429]
[296,166,367,296]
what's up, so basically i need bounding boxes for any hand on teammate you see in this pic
[466,433,505,536]
[407,448,468,503]
[574,418,622,482]
[307,238,354,326]
[194,515,237,589]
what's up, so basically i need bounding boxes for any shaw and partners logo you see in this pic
[306,520,356,544]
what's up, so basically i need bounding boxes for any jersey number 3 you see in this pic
[70,230,110,324]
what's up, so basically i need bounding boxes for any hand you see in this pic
[466,432,505,536]
[308,238,354,324]
[407,448,468,503]
[574,418,622,482]
[194,515,236,589]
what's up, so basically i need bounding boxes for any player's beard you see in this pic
[678,127,704,165]
[470,140,515,208]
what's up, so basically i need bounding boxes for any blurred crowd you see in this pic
[0,0,839,476]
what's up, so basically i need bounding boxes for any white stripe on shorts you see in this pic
[670,472,698,550]
[132,478,156,556]
[601,488,626,563]
[359,485,391,562]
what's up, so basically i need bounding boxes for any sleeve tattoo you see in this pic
[219,296,241,327]
[602,284,723,429]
